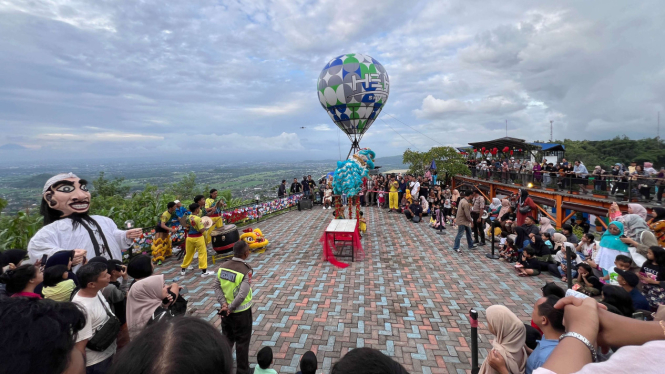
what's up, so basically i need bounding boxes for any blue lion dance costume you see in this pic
[333,148,376,197]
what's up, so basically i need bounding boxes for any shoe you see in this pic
[201,270,216,277]
[478,242,486,246]
[453,248,460,252]
[187,266,193,270]
[469,246,477,250]
[323,207,327,210]
[180,268,186,276]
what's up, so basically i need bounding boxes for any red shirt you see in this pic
[11,291,42,299]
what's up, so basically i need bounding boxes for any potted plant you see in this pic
[545,182,558,191]
[592,189,609,199]
[594,217,605,232]
[514,177,522,186]
[570,184,581,195]
[575,212,584,224]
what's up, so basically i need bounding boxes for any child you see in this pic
[42,265,77,302]
[601,254,632,285]
[516,246,541,276]
[359,211,367,234]
[541,232,553,251]
[443,198,452,224]
[323,185,333,210]
[296,351,318,374]
[377,192,385,207]
[638,246,665,310]
[574,262,603,296]
[255,346,278,374]
[500,237,518,262]
[575,233,597,261]
[559,252,578,282]
[596,221,630,277]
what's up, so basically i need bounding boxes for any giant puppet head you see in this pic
[40,173,91,225]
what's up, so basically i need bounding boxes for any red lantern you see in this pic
[503,146,509,153]
[510,150,514,155]
[481,147,486,152]
[473,148,477,153]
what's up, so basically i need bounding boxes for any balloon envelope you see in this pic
[317,53,390,136]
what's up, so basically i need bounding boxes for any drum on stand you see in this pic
[211,224,239,254]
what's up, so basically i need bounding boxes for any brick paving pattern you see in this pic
[154,206,563,373]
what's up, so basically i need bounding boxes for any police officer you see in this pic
[215,240,253,374]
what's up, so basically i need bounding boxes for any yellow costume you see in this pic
[240,228,270,252]
[182,215,208,270]
[389,181,399,210]
[152,210,175,263]
[359,218,367,233]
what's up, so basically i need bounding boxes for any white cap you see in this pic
[174,200,181,204]
[43,172,78,194]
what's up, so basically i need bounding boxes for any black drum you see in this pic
[211,224,239,253]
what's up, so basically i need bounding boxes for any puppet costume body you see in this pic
[27,172,138,265]
[28,216,133,262]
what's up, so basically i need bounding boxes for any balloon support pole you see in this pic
[347,138,361,159]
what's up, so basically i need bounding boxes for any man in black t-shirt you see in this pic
[404,200,423,223]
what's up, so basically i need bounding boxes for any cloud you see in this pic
[414,94,527,118]
[312,124,332,131]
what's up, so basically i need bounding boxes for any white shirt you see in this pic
[28,215,133,266]
[412,181,420,195]
[72,291,117,366]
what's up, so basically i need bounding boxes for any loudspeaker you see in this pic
[298,198,313,211]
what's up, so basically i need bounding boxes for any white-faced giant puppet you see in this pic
[28,172,142,266]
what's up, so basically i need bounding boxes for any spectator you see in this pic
[575,233,597,261]
[574,263,603,296]
[615,267,650,311]
[573,160,589,193]
[516,246,541,276]
[307,175,316,197]
[420,195,429,215]
[627,203,648,220]
[0,248,27,273]
[301,176,310,198]
[522,216,540,237]
[107,318,233,374]
[254,346,278,374]
[488,197,502,216]
[601,284,635,317]
[648,207,665,247]
[596,221,630,276]
[516,189,537,226]
[277,180,286,198]
[44,250,79,286]
[127,255,154,287]
[656,168,665,204]
[452,190,475,253]
[296,351,318,374]
[541,282,565,298]
[89,257,130,320]
[561,224,579,245]
[73,262,118,373]
[621,215,660,264]
[479,305,527,374]
[127,274,179,339]
[538,217,555,237]
[323,184,333,209]
[290,178,302,194]
[526,296,565,374]
[0,298,87,374]
[331,347,408,374]
[43,265,77,302]
[174,200,187,219]
[0,264,43,299]
[470,190,486,246]
[404,199,423,223]
[558,252,578,282]
[411,175,421,201]
[639,246,665,311]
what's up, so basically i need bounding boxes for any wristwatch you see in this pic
[559,332,597,362]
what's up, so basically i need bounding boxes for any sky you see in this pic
[1,0,664,164]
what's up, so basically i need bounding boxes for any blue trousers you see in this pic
[453,225,473,250]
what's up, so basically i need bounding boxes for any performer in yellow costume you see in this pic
[201,190,224,246]
[152,201,178,264]
[181,203,216,277]
[388,176,399,212]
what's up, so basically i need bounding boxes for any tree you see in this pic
[91,172,130,198]
[403,147,470,182]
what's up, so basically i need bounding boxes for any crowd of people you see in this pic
[2,168,665,374]
[467,158,665,203]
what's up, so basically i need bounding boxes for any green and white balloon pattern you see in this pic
[317,53,390,135]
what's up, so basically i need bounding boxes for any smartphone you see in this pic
[40,254,48,268]
[632,311,647,320]
[620,235,627,239]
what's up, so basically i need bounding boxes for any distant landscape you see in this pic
[0,155,407,214]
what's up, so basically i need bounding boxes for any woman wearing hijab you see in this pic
[621,214,659,263]
[648,207,665,247]
[34,250,79,296]
[514,227,530,250]
[532,162,542,182]
[479,305,527,374]
[489,198,502,216]
[515,189,537,226]
[126,274,179,339]
[538,217,555,236]
[627,203,648,220]
[596,221,630,275]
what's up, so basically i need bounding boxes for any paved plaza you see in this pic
[154,206,562,373]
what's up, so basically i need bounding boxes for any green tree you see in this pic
[0,210,43,250]
[92,172,130,198]
[403,146,470,182]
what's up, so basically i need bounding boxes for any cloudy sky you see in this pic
[1,0,663,164]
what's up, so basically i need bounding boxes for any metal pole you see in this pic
[486,219,499,259]
[566,245,573,290]
[470,309,479,374]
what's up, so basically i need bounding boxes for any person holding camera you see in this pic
[215,240,254,374]
[126,273,180,340]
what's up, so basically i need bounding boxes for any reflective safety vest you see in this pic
[217,267,253,313]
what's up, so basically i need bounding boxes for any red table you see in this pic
[320,219,364,268]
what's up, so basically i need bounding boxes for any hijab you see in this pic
[451,189,460,202]
[623,214,650,242]
[539,217,554,234]
[44,250,78,286]
[650,207,665,223]
[127,274,165,339]
[479,305,527,374]
[514,227,527,249]
[489,198,501,211]
[531,236,550,256]
[497,199,511,219]
[518,189,529,206]
[599,221,629,252]
[552,233,567,252]
[0,249,27,267]
[628,203,647,220]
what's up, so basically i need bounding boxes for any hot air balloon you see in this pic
[318,53,390,158]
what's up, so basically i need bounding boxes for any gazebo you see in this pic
[468,137,542,160]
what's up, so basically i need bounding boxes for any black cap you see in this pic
[614,267,639,288]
